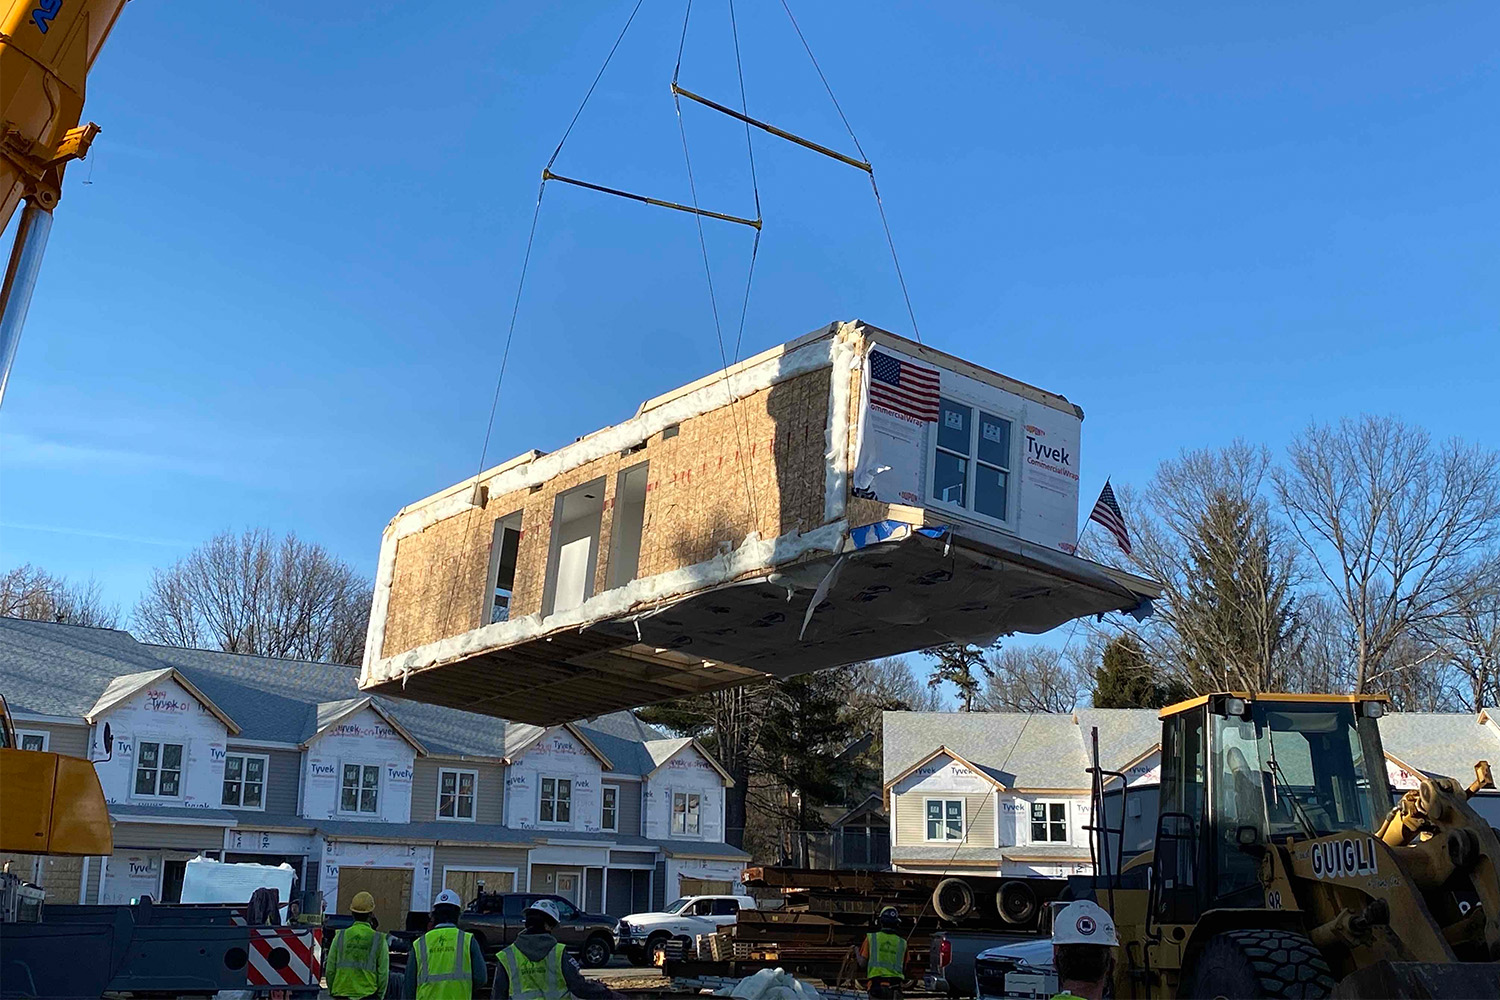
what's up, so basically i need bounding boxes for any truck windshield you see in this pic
[663,898,690,914]
[1213,701,1389,842]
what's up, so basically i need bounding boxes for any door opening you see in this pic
[607,463,649,590]
[543,479,605,616]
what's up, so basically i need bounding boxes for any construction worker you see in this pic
[491,899,622,999]
[403,889,487,999]
[327,891,390,999]
[855,905,907,999]
[1049,900,1118,1000]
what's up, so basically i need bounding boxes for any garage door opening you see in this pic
[444,868,515,907]
[336,867,413,932]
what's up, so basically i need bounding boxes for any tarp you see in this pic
[179,856,295,905]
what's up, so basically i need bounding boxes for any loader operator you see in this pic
[327,891,390,999]
[1049,900,1118,1000]
[855,905,907,999]
[490,898,623,999]
[404,889,487,999]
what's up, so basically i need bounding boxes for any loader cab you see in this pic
[1151,693,1392,923]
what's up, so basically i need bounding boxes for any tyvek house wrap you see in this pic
[360,321,1158,725]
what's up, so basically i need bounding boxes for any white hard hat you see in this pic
[1051,900,1118,947]
[432,889,464,909]
[524,899,563,925]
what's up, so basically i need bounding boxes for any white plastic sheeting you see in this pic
[179,856,295,905]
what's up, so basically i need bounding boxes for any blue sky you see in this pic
[3,1,1496,628]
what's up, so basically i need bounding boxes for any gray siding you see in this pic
[225,745,300,815]
[112,822,225,851]
[85,856,103,903]
[13,720,89,757]
[608,779,642,837]
[586,868,604,912]
[652,860,666,910]
[433,845,529,891]
[609,850,656,866]
[605,868,651,917]
[411,759,506,824]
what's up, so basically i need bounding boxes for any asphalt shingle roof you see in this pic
[883,711,1093,790]
[1378,711,1500,783]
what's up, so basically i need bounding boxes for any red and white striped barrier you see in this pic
[247,926,322,989]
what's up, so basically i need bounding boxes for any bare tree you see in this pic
[1274,417,1500,693]
[1420,557,1500,711]
[134,529,372,664]
[980,644,1087,713]
[0,564,120,627]
[843,656,943,723]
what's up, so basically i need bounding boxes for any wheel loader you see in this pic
[1081,692,1500,999]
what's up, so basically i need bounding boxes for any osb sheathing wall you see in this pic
[380,366,839,659]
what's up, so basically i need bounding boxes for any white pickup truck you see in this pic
[615,894,758,965]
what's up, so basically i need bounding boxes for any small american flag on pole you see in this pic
[868,351,941,422]
[1088,479,1132,555]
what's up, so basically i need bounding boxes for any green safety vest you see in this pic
[496,942,575,1000]
[866,932,906,980]
[412,927,474,1000]
[329,921,385,998]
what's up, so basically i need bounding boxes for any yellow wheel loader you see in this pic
[1084,692,1500,999]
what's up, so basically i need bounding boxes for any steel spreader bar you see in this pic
[670,83,872,173]
[542,169,762,230]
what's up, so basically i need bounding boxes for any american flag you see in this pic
[1088,480,1132,555]
[868,351,941,422]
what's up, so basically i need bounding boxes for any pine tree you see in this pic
[1093,635,1189,709]
[756,669,861,864]
[923,642,998,711]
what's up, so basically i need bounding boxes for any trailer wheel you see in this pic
[932,877,975,921]
[996,880,1038,925]
[1188,929,1337,998]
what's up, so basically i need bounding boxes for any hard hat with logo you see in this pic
[524,898,563,926]
[878,905,900,928]
[432,888,464,910]
[1051,900,1118,947]
[350,891,376,915]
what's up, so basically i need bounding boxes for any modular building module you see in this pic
[360,321,1158,724]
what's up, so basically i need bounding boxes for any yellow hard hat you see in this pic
[350,891,376,914]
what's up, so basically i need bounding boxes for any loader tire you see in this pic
[932,877,975,921]
[1188,929,1337,999]
[997,879,1038,925]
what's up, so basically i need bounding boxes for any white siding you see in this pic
[891,753,997,848]
[301,708,417,823]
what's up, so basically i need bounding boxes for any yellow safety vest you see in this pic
[412,927,474,1000]
[496,942,575,1000]
[329,921,385,998]
[866,932,906,980]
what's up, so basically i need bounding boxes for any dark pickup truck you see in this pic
[459,892,618,968]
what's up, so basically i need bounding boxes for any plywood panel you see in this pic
[336,867,412,931]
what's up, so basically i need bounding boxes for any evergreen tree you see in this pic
[756,668,861,863]
[1093,635,1189,708]
[923,641,999,711]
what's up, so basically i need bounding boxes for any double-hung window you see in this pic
[17,730,48,751]
[671,791,701,836]
[222,752,268,808]
[1030,801,1068,842]
[539,777,572,824]
[439,768,477,820]
[932,398,1013,523]
[601,784,619,832]
[341,763,380,814]
[135,741,184,797]
[925,799,964,841]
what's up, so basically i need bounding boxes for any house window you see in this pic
[222,753,268,808]
[671,791,701,836]
[1031,801,1068,842]
[931,398,1012,522]
[439,768,477,820]
[601,784,619,832]
[17,730,48,751]
[607,463,649,589]
[487,513,522,624]
[340,763,380,814]
[135,741,184,797]
[925,799,964,841]
[539,777,572,824]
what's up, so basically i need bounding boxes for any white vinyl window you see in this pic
[134,740,185,798]
[539,776,572,825]
[17,730,49,752]
[601,784,619,832]
[439,768,478,821]
[930,398,1014,523]
[671,791,701,836]
[925,798,964,841]
[222,752,268,809]
[1030,801,1069,842]
[340,763,381,815]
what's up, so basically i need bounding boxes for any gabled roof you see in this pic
[884,711,1091,790]
[643,737,735,786]
[86,666,242,735]
[506,722,614,771]
[884,744,1008,791]
[1378,711,1500,784]
[832,794,888,828]
[303,697,427,756]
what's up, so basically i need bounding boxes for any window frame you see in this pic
[925,393,1020,530]
[601,783,620,833]
[923,797,966,842]
[485,511,523,625]
[221,751,270,811]
[133,738,187,799]
[16,729,49,752]
[671,790,703,838]
[338,761,382,816]
[1029,799,1070,843]
[538,775,574,827]
[437,767,479,822]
